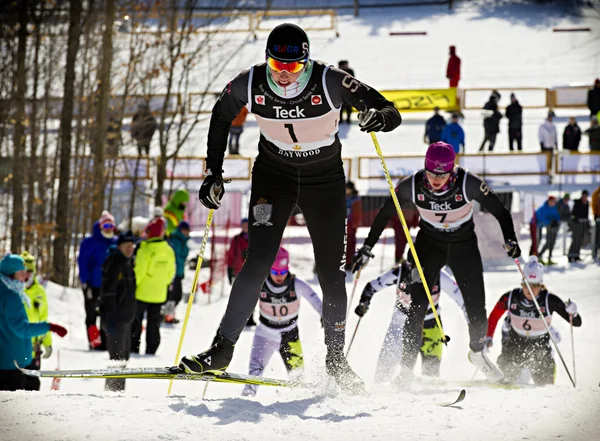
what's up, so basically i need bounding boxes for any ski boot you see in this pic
[178,333,235,373]
[468,349,503,382]
[325,351,366,395]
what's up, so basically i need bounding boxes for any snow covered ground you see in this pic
[1,230,599,441]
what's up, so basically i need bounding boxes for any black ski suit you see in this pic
[206,60,402,354]
[364,167,517,369]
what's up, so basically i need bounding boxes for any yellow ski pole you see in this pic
[369,132,448,343]
[167,209,215,395]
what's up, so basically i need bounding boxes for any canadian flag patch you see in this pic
[455,194,463,202]
[255,95,265,105]
[311,95,322,105]
[417,194,425,201]
[260,291,267,298]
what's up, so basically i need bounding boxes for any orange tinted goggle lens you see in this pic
[267,57,306,74]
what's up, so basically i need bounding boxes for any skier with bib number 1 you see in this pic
[177,23,402,393]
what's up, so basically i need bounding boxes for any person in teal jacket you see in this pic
[165,221,190,324]
[0,255,67,391]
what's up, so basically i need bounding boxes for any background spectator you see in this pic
[226,218,249,286]
[556,193,571,222]
[0,255,67,391]
[505,93,523,151]
[130,102,157,156]
[479,91,502,152]
[165,221,190,324]
[587,78,600,117]
[563,117,581,152]
[568,190,590,263]
[21,251,52,391]
[163,189,189,236]
[441,112,465,153]
[424,107,446,144]
[132,218,175,355]
[538,111,557,152]
[346,181,363,271]
[77,210,117,350]
[446,46,461,88]
[535,196,561,265]
[585,116,600,151]
[338,60,355,123]
[101,231,136,392]
[592,185,600,261]
[229,106,249,155]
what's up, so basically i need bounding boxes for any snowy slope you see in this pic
[1,232,599,441]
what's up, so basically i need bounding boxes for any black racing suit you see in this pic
[207,60,402,354]
[364,167,517,369]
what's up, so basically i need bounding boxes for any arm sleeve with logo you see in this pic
[548,294,582,326]
[325,66,402,132]
[487,292,510,337]
[360,266,402,304]
[465,171,517,242]
[294,278,323,316]
[364,177,413,249]
[206,69,251,173]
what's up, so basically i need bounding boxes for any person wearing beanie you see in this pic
[77,210,117,350]
[354,141,520,383]
[486,256,582,385]
[165,221,191,324]
[184,23,402,393]
[101,231,137,391]
[0,255,67,391]
[20,251,53,391]
[241,247,322,397]
[132,218,175,354]
[163,189,189,236]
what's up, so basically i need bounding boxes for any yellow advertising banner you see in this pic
[381,88,458,112]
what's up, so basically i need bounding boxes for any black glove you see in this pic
[355,302,369,317]
[358,108,386,132]
[198,170,229,210]
[227,267,235,284]
[504,239,521,258]
[351,245,374,274]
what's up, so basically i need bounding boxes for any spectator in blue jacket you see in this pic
[77,210,117,349]
[164,221,190,324]
[0,255,67,391]
[535,196,561,265]
[441,113,465,153]
[424,107,446,144]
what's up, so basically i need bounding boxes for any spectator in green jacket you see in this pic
[21,251,52,391]
[165,221,191,324]
[163,189,190,235]
[131,218,176,355]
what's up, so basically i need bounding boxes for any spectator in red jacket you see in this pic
[446,46,461,88]
[226,218,249,284]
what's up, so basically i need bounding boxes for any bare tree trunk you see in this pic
[91,0,116,220]
[25,17,42,250]
[10,0,29,253]
[53,0,82,285]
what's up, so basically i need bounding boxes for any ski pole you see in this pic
[168,209,215,395]
[569,301,577,386]
[345,317,362,358]
[511,257,576,388]
[347,268,362,316]
[369,130,447,343]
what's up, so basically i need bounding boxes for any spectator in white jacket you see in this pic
[539,111,558,152]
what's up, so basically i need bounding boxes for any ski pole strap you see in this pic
[369,131,447,343]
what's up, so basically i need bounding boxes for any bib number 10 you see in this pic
[271,305,289,317]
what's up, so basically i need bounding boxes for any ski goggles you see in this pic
[270,268,289,276]
[425,170,451,180]
[101,223,115,230]
[266,56,307,74]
